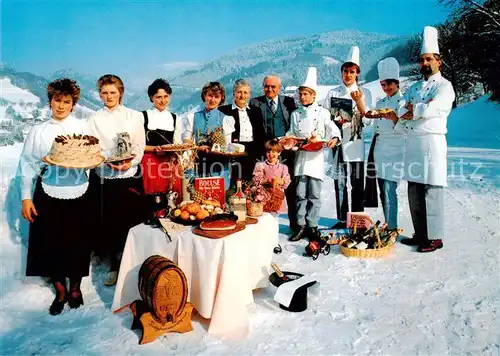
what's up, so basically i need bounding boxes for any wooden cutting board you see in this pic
[192,222,246,239]
[245,217,258,224]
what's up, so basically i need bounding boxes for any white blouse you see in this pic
[224,103,254,142]
[145,108,182,144]
[17,115,90,200]
[88,105,146,179]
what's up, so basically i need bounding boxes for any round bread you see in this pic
[203,199,221,208]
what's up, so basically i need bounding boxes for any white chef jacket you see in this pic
[286,103,342,181]
[88,105,145,179]
[397,72,455,186]
[373,91,406,182]
[17,115,90,200]
[323,83,373,162]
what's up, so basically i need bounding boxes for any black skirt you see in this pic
[88,168,148,256]
[26,178,93,278]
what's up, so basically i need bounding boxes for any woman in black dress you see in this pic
[18,78,91,315]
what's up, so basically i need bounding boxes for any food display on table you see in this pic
[199,213,238,231]
[170,200,223,225]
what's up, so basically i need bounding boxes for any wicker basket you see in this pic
[263,188,285,213]
[247,201,264,217]
[340,241,395,258]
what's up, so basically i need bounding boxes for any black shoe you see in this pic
[417,239,443,253]
[400,237,421,246]
[49,296,67,315]
[289,227,306,242]
[289,223,301,233]
[307,226,322,241]
[331,221,347,229]
[68,289,84,309]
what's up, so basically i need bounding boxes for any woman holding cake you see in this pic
[17,78,92,315]
[182,81,234,189]
[88,74,146,286]
[140,79,183,215]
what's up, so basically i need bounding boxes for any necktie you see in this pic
[269,100,277,115]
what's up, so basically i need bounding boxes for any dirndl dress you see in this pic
[26,176,93,278]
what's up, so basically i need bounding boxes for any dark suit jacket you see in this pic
[249,95,297,140]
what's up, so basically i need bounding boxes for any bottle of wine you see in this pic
[345,220,381,248]
[271,263,290,281]
[380,228,403,246]
[354,221,381,250]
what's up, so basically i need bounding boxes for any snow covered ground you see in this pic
[1,96,499,354]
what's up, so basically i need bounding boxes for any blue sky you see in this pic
[2,0,450,86]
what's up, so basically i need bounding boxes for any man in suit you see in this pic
[219,79,265,184]
[250,75,298,232]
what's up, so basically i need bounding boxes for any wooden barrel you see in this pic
[138,255,188,323]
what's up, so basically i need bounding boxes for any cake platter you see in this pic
[42,154,106,169]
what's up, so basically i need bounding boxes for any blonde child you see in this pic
[252,139,291,213]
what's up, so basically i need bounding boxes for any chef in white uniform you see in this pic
[286,67,342,242]
[323,46,373,228]
[365,58,406,229]
[398,26,455,253]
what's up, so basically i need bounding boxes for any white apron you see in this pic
[403,134,447,186]
[373,92,406,182]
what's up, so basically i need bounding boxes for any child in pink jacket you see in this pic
[252,139,291,213]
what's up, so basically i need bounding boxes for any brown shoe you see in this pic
[417,239,443,253]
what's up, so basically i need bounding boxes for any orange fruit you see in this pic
[180,211,190,221]
[196,209,210,221]
[186,203,201,215]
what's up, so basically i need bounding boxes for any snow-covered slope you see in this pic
[0,142,498,355]
[448,95,500,150]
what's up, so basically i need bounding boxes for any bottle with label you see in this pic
[228,179,246,222]
[345,220,381,248]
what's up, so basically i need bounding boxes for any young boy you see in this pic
[286,68,342,241]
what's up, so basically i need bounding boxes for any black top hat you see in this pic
[269,272,316,312]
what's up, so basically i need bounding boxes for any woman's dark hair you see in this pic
[148,78,172,102]
[47,78,80,105]
[201,81,225,105]
[264,139,283,153]
[382,79,400,87]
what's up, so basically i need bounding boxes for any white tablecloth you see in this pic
[111,213,278,339]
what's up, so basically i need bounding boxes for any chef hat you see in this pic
[377,57,400,81]
[345,46,360,66]
[420,26,440,55]
[299,66,318,93]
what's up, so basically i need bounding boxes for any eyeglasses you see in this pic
[264,85,277,89]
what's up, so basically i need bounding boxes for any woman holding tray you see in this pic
[88,74,146,286]
[182,81,234,189]
[140,79,183,214]
[17,78,92,315]
[364,58,406,229]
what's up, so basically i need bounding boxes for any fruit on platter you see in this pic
[171,200,224,222]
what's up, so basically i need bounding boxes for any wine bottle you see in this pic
[380,228,403,246]
[354,221,381,250]
[271,263,290,281]
[345,220,381,248]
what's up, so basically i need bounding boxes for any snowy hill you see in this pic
[158,30,409,112]
[0,141,498,354]
[447,95,500,149]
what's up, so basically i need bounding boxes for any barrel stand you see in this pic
[128,299,194,345]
